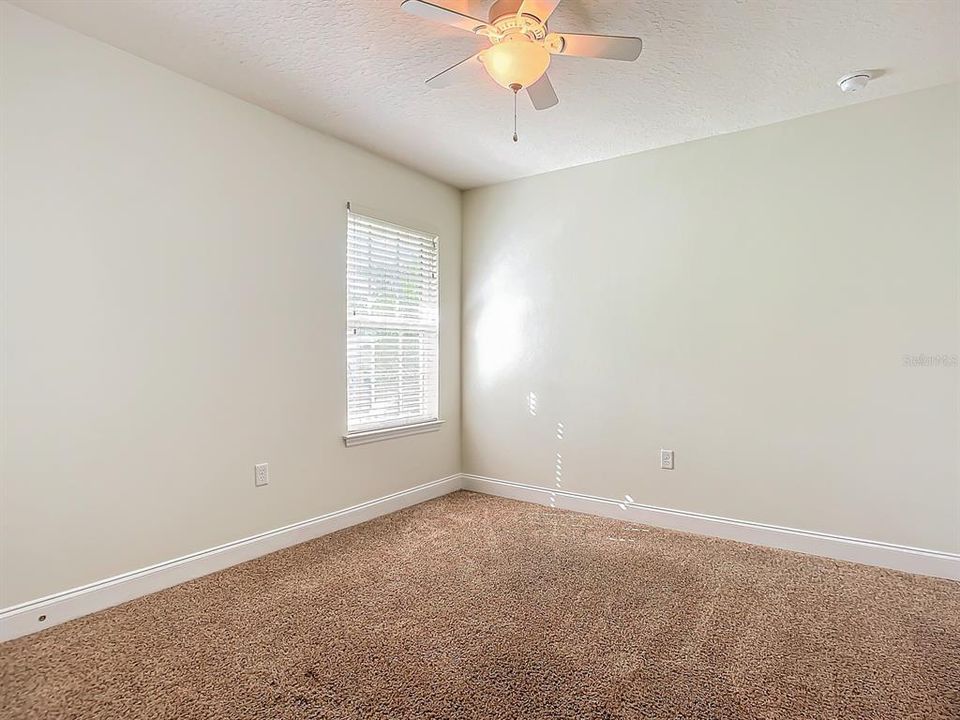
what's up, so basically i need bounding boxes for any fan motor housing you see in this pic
[487,0,550,43]
[489,0,524,22]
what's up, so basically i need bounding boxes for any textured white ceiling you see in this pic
[12,0,960,188]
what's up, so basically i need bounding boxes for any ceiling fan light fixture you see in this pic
[479,36,551,89]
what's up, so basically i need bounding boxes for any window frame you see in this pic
[343,205,442,446]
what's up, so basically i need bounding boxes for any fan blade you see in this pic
[526,73,558,110]
[554,33,642,61]
[425,52,484,88]
[518,0,562,22]
[400,0,488,34]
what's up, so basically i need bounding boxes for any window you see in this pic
[345,208,440,444]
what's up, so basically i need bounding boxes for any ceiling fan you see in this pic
[401,0,643,140]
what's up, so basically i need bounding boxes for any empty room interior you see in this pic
[1,0,959,718]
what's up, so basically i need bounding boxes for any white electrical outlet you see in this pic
[660,449,674,470]
[254,463,269,487]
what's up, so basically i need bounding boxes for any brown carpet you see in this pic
[1,491,958,719]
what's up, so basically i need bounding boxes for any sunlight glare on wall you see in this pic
[472,292,527,385]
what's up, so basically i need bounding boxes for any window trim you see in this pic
[342,419,444,447]
[343,203,441,445]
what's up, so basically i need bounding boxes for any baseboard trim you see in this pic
[5,472,956,642]
[0,474,462,643]
[461,474,960,581]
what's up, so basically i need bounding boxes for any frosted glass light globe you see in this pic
[480,37,551,89]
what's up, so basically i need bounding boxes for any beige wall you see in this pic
[463,83,960,554]
[3,3,958,610]
[0,4,461,607]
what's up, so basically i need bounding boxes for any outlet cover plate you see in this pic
[255,463,269,487]
[660,449,674,470]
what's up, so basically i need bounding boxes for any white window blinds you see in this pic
[346,209,439,435]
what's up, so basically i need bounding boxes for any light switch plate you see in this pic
[255,463,269,487]
[660,449,674,470]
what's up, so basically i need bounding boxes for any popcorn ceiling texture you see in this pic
[2,491,958,719]
[10,0,960,188]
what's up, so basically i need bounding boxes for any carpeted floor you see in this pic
[1,491,958,719]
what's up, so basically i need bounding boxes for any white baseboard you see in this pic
[461,474,960,581]
[5,472,956,643]
[0,474,462,643]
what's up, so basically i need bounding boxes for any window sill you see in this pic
[343,420,444,447]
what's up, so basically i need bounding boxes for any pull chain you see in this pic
[510,83,520,142]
